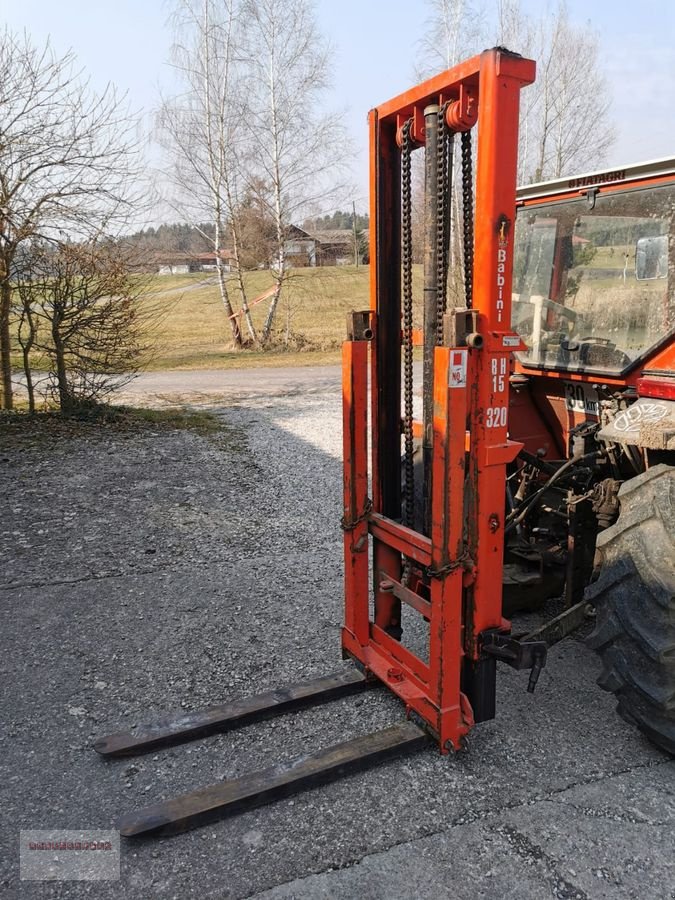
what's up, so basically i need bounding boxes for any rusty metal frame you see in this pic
[342,48,536,751]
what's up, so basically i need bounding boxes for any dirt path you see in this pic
[116,364,343,406]
[117,361,425,408]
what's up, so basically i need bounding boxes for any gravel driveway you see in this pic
[1,372,673,899]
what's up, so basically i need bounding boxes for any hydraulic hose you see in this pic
[505,450,604,533]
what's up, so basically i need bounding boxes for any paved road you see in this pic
[116,364,344,406]
[12,362,426,409]
[154,276,220,295]
[10,364,345,411]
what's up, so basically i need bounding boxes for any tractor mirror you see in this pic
[635,234,668,280]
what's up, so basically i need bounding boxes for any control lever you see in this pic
[481,632,547,693]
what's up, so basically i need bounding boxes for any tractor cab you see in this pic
[507,160,675,462]
[512,159,674,378]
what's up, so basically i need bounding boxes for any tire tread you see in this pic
[587,464,675,756]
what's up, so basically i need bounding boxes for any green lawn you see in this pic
[143,266,374,370]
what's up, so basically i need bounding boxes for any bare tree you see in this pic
[16,241,157,414]
[235,180,277,269]
[158,0,258,346]
[417,0,484,76]
[417,2,615,187]
[416,2,490,306]
[241,0,350,343]
[0,27,141,409]
[16,281,39,413]
[495,0,616,181]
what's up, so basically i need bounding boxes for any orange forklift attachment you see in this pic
[342,46,539,751]
[96,48,542,837]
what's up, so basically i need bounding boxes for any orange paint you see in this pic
[342,49,536,751]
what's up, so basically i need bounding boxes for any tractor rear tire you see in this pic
[586,464,675,755]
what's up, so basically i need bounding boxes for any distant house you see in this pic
[313,229,355,266]
[152,252,201,275]
[151,249,239,275]
[282,226,361,268]
[284,225,317,267]
[196,249,237,271]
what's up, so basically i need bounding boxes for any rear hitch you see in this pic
[480,631,547,693]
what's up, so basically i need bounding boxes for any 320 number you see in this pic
[486,406,508,428]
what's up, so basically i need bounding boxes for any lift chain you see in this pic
[436,102,452,343]
[428,547,472,579]
[461,129,474,308]
[401,117,415,534]
[340,496,373,532]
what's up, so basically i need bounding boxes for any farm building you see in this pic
[283,226,360,267]
[151,249,237,275]
[284,225,318,267]
[313,229,355,266]
[152,252,202,275]
[195,250,238,271]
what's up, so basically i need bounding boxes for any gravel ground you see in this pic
[1,378,674,900]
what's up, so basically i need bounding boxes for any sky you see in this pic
[1,0,674,217]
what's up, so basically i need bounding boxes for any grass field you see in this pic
[9,264,428,377]
[144,266,375,370]
[145,264,435,370]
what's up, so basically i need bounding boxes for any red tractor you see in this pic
[341,50,675,760]
[508,157,675,753]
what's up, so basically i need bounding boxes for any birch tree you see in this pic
[415,0,483,304]
[418,1,616,185]
[158,0,257,346]
[495,0,616,181]
[241,0,349,343]
[0,28,140,409]
[417,0,483,75]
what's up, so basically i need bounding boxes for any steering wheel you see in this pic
[513,297,578,344]
[575,336,632,368]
